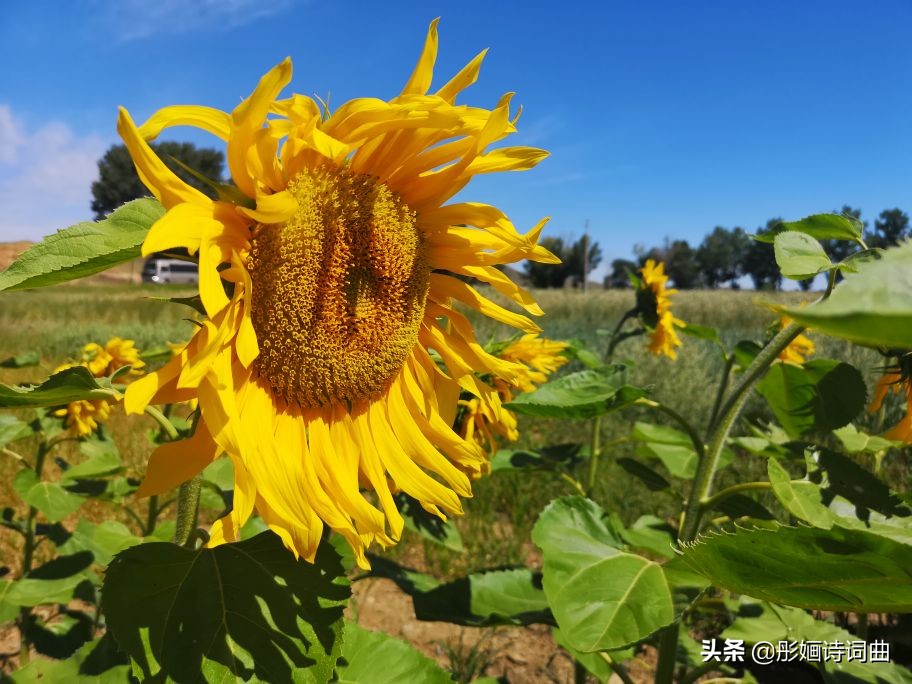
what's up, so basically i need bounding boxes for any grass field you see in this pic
[0,284,886,565]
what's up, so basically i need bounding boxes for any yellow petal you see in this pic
[436,49,487,103]
[401,18,439,96]
[136,421,219,497]
[117,108,208,209]
[137,105,231,142]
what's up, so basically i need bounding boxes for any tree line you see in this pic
[524,206,909,290]
[87,143,909,293]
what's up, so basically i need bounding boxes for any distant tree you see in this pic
[525,237,567,288]
[634,244,668,267]
[564,235,603,287]
[665,239,700,289]
[696,226,751,288]
[91,142,225,219]
[604,258,638,288]
[870,208,909,248]
[743,219,783,290]
[823,205,865,263]
[524,235,602,288]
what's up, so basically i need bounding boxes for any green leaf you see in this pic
[563,341,604,369]
[811,449,911,520]
[25,610,95,660]
[834,424,901,454]
[201,456,234,491]
[732,340,763,372]
[552,628,632,681]
[412,568,550,626]
[767,458,834,528]
[504,366,647,419]
[335,623,451,684]
[781,241,912,348]
[0,366,115,409]
[396,493,464,553]
[0,198,164,292]
[615,457,671,491]
[10,633,131,683]
[838,247,883,274]
[0,350,40,368]
[620,515,676,559]
[13,469,84,522]
[0,575,84,606]
[774,231,832,280]
[0,415,32,447]
[103,531,349,683]
[60,448,123,483]
[711,493,775,521]
[756,359,866,438]
[756,213,863,244]
[679,523,912,612]
[58,520,144,567]
[532,496,674,651]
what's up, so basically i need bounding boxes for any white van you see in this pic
[141,258,199,284]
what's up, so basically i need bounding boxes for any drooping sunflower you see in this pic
[54,337,145,437]
[637,260,685,360]
[121,21,558,568]
[776,315,814,365]
[458,334,569,453]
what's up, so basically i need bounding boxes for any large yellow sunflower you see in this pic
[121,21,557,568]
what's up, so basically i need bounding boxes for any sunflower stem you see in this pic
[173,475,203,548]
[585,416,602,497]
[144,405,180,441]
[18,438,50,666]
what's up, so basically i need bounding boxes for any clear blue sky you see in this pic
[2,1,910,281]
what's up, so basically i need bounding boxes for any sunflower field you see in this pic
[2,20,912,684]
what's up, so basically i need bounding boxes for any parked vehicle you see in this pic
[141,258,199,284]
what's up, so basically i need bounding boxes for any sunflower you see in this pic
[120,21,557,568]
[54,337,145,437]
[458,334,569,453]
[776,315,814,365]
[869,361,912,443]
[637,260,685,360]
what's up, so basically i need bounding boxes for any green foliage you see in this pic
[335,623,453,684]
[103,531,349,683]
[773,231,833,280]
[782,240,912,347]
[0,199,164,292]
[696,226,752,288]
[90,142,223,219]
[505,365,646,419]
[758,213,864,244]
[870,208,910,249]
[532,496,675,651]
[524,235,602,288]
[756,359,866,438]
[396,492,464,552]
[679,524,912,612]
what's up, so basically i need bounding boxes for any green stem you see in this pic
[604,309,635,361]
[144,405,180,441]
[706,354,735,436]
[585,416,602,497]
[654,622,680,684]
[598,652,635,684]
[559,472,587,497]
[173,475,203,547]
[18,439,50,665]
[700,481,772,513]
[145,495,159,536]
[679,321,805,542]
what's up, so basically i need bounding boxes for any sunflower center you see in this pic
[247,167,430,409]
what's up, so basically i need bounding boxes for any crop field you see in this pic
[2,282,904,682]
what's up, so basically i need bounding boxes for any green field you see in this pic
[0,284,888,574]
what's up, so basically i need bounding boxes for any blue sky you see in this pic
[2,1,910,281]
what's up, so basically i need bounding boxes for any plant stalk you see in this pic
[586,416,602,497]
[173,475,203,547]
[18,439,50,665]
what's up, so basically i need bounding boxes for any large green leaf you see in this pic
[723,599,912,683]
[0,198,164,291]
[834,424,901,454]
[59,520,144,567]
[756,359,866,438]
[532,496,674,651]
[13,469,84,522]
[103,531,349,683]
[335,623,451,684]
[0,575,85,607]
[756,213,863,244]
[782,240,912,348]
[774,231,832,280]
[60,445,123,483]
[679,523,912,611]
[0,366,116,409]
[811,449,912,520]
[505,366,647,419]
